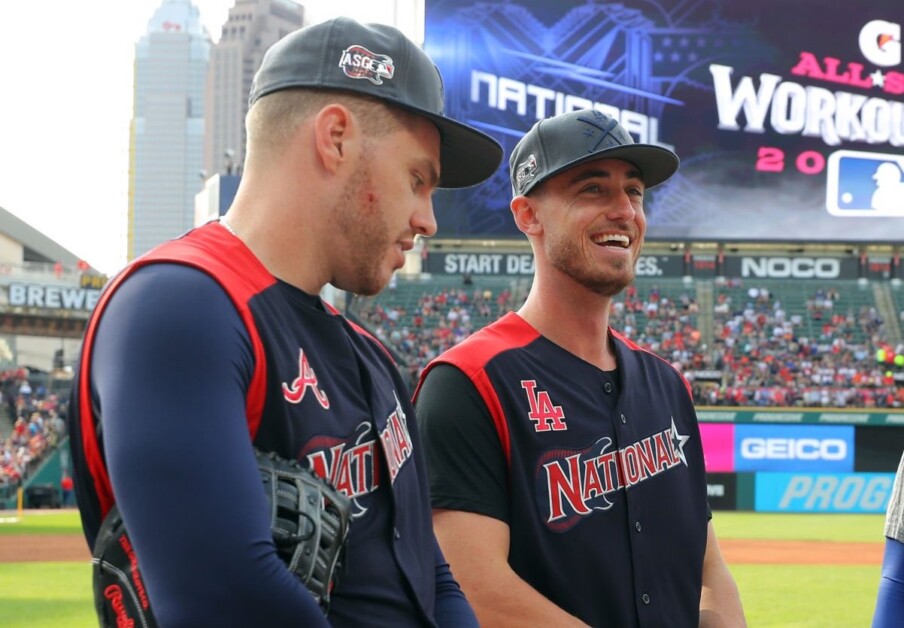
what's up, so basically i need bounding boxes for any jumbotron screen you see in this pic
[424,0,904,242]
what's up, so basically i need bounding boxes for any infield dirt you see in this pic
[0,534,884,565]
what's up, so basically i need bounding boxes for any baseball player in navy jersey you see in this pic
[414,108,746,627]
[873,450,904,626]
[68,17,501,627]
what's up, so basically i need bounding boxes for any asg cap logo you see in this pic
[339,45,395,85]
[859,20,901,67]
[515,154,538,193]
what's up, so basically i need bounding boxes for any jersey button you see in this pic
[620,413,627,424]
[393,527,401,540]
[635,521,642,532]
[642,593,650,605]
[604,382,613,394]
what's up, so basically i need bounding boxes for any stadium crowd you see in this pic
[354,278,904,409]
[357,285,517,388]
[0,368,69,499]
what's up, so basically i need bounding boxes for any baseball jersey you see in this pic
[414,312,709,627]
[885,451,904,542]
[69,221,444,626]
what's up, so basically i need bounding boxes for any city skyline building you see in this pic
[128,0,212,260]
[203,0,304,179]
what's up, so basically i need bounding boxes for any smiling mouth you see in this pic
[591,233,631,249]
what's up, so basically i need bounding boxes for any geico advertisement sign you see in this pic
[755,472,893,513]
[741,438,847,459]
[734,424,853,472]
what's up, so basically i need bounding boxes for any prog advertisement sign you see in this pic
[755,472,893,513]
[425,0,904,242]
[734,424,854,472]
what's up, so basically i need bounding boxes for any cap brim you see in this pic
[541,144,679,191]
[416,112,503,189]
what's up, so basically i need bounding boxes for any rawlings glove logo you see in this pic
[339,45,395,85]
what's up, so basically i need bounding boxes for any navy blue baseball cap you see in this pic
[250,17,503,189]
[509,109,679,196]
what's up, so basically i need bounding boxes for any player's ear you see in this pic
[312,104,357,174]
[511,195,543,236]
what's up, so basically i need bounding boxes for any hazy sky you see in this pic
[0,0,411,275]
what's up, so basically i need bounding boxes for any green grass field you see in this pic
[714,512,885,627]
[0,510,888,626]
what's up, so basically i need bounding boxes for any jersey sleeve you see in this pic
[414,363,509,523]
[91,264,328,626]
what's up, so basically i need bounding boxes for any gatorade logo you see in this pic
[859,20,901,67]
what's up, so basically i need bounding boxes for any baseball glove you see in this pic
[255,448,352,613]
[92,504,158,628]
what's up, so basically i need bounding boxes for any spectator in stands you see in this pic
[61,474,74,507]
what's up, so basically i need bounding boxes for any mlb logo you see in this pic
[826,150,904,217]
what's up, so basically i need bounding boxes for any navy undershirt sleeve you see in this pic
[873,537,904,627]
[432,536,479,626]
[92,264,328,627]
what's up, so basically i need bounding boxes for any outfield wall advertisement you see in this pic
[425,0,904,242]
[754,472,893,513]
[700,422,898,511]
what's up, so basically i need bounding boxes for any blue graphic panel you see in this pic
[734,424,854,472]
[826,150,904,216]
[755,472,893,513]
[425,0,904,242]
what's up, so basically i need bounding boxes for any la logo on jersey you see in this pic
[282,348,330,409]
[522,380,567,431]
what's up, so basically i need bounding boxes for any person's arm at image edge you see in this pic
[94,264,327,626]
[416,364,587,627]
[432,534,479,627]
[699,521,747,628]
[873,537,904,627]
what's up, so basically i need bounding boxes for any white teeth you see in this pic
[594,234,630,247]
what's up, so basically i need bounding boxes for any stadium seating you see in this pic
[349,274,903,408]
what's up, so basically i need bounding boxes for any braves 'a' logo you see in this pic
[282,348,330,408]
[338,45,395,85]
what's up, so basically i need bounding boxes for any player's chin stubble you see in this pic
[547,234,635,297]
[333,167,392,296]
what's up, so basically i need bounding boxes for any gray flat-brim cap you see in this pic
[250,17,503,189]
[510,109,679,196]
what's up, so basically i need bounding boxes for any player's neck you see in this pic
[518,284,616,371]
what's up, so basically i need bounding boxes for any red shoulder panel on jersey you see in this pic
[414,313,540,467]
[78,222,274,518]
[610,327,694,401]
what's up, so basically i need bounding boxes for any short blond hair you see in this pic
[246,88,404,159]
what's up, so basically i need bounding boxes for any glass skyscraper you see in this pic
[128,0,211,260]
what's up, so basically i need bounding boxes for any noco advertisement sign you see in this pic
[425,0,904,242]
